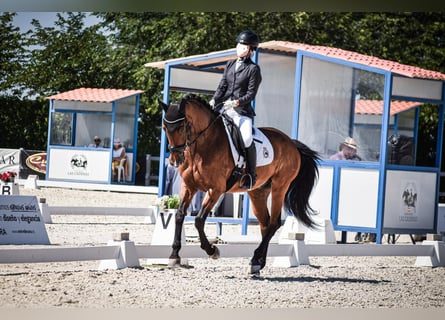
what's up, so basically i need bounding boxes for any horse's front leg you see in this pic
[168,204,188,267]
[194,191,222,259]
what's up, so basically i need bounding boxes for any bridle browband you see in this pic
[163,116,187,153]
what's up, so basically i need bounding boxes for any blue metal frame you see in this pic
[45,100,54,179]
[157,46,445,240]
[46,93,141,185]
[158,63,172,197]
[294,50,445,243]
[158,50,261,235]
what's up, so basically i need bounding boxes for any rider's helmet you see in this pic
[236,30,260,51]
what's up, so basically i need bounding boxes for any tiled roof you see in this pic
[355,99,421,116]
[145,40,445,81]
[47,88,144,103]
[265,41,445,81]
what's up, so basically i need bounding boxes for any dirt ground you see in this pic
[1,186,444,311]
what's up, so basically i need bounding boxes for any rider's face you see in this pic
[236,43,250,58]
[343,146,357,159]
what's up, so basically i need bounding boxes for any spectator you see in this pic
[112,138,128,181]
[329,136,361,161]
[330,136,374,242]
[88,136,103,148]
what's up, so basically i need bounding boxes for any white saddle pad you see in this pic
[223,120,274,168]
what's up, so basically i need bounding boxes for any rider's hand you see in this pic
[223,100,238,110]
[209,99,215,108]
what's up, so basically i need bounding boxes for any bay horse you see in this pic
[160,94,320,275]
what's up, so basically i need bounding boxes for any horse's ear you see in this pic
[158,99,169,113]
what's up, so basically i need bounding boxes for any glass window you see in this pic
[75,113,112,147]
[114,97,136,150]
[50,112,73,146]
[298,56,384,162]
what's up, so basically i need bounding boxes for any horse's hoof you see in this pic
[210,246,220,259]
[168,258,181,268]
[250,264,261,275]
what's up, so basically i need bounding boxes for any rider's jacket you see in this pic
[213,57,262,118]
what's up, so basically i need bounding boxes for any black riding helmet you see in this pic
[236,30,260,50]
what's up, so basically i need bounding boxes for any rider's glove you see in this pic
[223,100,238,110]
[209,99,215,108]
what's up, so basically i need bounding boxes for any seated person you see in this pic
[111,138,129,180]
[330,136,361,161]
[88,136,103,148]
[330,136,374,242]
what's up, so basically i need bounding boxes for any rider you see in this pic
[209,30,262,189]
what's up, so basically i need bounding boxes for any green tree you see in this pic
[0,13,47,149]
[0,12,25,94]
[20,12,114,98]
[0,96,48,149]
[2,12,445,162]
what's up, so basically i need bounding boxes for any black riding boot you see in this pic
[242,144,256,189]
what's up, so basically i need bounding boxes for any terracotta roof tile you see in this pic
[264,41,445,81]
[146,40,445,81]
[355,99,421,116]
[47,88,144,103]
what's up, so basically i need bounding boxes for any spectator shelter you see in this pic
[46,88,143,184]
[145,41,445,242]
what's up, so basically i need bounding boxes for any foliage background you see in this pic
[0,12,444,165]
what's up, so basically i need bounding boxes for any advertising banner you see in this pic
[384,170,436,230]
[48,148,111,182]
[20,149,46,179]
[0,149,20,174]
[0,195,50,244]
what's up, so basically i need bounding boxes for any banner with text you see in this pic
[0,149,20,174]
[0,195,50,244]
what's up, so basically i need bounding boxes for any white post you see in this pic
[273,217,310,268]
[24,175,39,189]
[38,198,52,224]
[98,240,128,270]
[415,241,445,267]
[120,240,140,268]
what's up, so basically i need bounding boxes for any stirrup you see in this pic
[240,173,255,190]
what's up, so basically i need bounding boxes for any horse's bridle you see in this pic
[165,109,222,165]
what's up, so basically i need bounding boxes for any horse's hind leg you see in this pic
[248,186,284,275]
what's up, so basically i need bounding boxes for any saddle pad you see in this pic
[224,122,274,168]
[252,128,274,167]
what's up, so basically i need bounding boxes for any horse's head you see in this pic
[160,94,217,166]
[160,99,188,166]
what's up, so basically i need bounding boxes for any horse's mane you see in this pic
[180,93,217,116]
[164,93,217,133]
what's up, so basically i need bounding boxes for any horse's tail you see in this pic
[285,139,320,229]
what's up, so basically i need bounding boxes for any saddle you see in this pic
[221,113,274,190]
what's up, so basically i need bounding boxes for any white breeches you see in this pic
[225,108,253,147]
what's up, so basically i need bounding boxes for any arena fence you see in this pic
[1,239,444,270]
[38,200,157,224]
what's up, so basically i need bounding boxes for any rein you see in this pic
[167,104,223,156]
[187,112,222,147]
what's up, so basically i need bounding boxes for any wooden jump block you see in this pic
[288,232,305,240]
[427,233,443,241]
[112,232,130,241]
